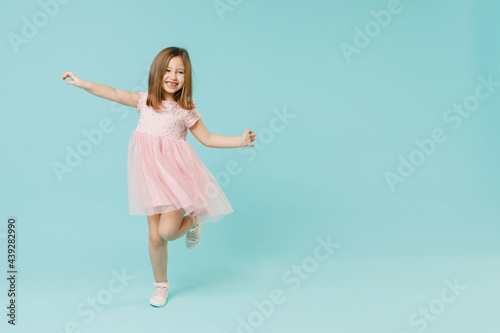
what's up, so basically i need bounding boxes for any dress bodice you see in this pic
[135,91,201,142]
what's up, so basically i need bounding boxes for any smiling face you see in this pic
[162,56,185,98]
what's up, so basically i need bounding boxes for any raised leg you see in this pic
[158,208,197,241]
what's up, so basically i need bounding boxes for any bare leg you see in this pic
[158,209,197,241]
[147,214,169,282]
[147,209,198,282]
[172,215,197,240]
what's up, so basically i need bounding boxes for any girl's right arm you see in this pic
[61,71,139,107]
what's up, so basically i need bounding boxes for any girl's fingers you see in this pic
[65,72,76,80]
[62,72,76,81]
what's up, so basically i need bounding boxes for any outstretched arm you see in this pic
[61,71,139,107]
[190,120,256,148]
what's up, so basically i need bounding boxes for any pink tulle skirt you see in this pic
[127,130,233,224]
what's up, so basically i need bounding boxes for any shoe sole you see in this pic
[150,302,166,307]
[150,293,168,307]
[188,240,201,250]
[150,297,167,307]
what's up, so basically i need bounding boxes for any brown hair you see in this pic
[145,47,195,112]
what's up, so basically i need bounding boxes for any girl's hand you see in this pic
[61,71,87,89]
[241,126,256,147]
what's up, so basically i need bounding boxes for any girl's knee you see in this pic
[157,210,184,241]
[158,227,178,241]
[149,232,167,247]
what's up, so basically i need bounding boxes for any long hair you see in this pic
[146,47,195,112]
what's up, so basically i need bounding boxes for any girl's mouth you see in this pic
[166,81,178,88]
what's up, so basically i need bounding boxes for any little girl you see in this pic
[61,46,256,307]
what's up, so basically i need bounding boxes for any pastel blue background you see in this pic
[1,0,499,332]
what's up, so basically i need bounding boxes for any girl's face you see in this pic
[162,56,185,95]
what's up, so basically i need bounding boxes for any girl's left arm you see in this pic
[190,120,256,148]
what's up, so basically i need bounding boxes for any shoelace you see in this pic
[153,285,168,297]
[186,224,199,241]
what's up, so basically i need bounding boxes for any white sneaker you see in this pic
[185,216,202,250]
[149,281,169,307]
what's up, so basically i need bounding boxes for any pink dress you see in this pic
[127,91,233,224]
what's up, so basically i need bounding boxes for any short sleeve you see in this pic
[185,102,201,128]
[136,92,147,112]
